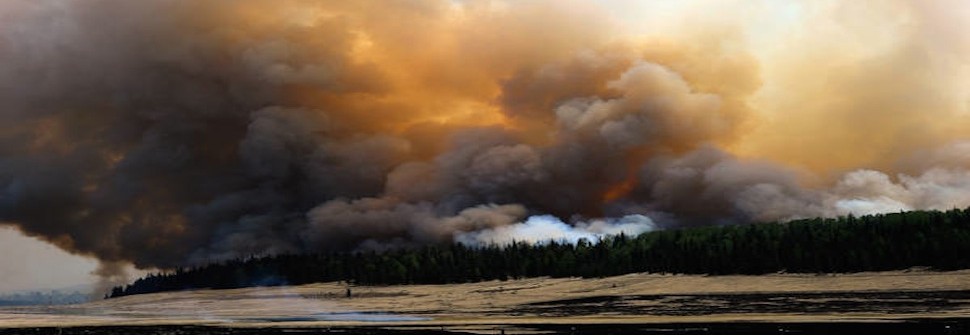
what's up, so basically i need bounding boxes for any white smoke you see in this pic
[455,214,656,246]
[828,168,970,217]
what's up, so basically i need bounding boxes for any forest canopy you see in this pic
[109,208,970,298]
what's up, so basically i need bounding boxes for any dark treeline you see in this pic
[109,208,970,298]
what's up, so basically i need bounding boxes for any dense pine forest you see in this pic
[109,208,970,298]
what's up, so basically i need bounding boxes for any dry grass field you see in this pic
[1,269,970,330]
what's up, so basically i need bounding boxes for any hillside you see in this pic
[110,208,970,298]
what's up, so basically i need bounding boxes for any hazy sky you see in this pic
[0,226,98,293]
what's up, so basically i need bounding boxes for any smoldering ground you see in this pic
[1,0,969,280]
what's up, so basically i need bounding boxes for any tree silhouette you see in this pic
[109,208,970,298]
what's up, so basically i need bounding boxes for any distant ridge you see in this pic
[0,284,93,306]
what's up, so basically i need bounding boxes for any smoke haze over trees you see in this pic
[109,208,970,298]
[0,0,969,281]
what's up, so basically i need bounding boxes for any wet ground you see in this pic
[515,290,970,317]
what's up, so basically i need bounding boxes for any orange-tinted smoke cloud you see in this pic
[212,0,759,162]
[1,0,970,275]
[262,1,616,145]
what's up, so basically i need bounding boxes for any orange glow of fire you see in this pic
[601,175,638,203]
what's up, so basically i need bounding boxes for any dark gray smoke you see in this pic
[1,0,969,278]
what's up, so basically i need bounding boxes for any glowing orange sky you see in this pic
[261,0,970,178]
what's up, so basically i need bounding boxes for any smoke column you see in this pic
[0,0,969,277]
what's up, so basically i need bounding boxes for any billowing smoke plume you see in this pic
[455,214,657,246]
[1,0,969,276]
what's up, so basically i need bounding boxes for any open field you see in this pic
[2,270,970,333]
